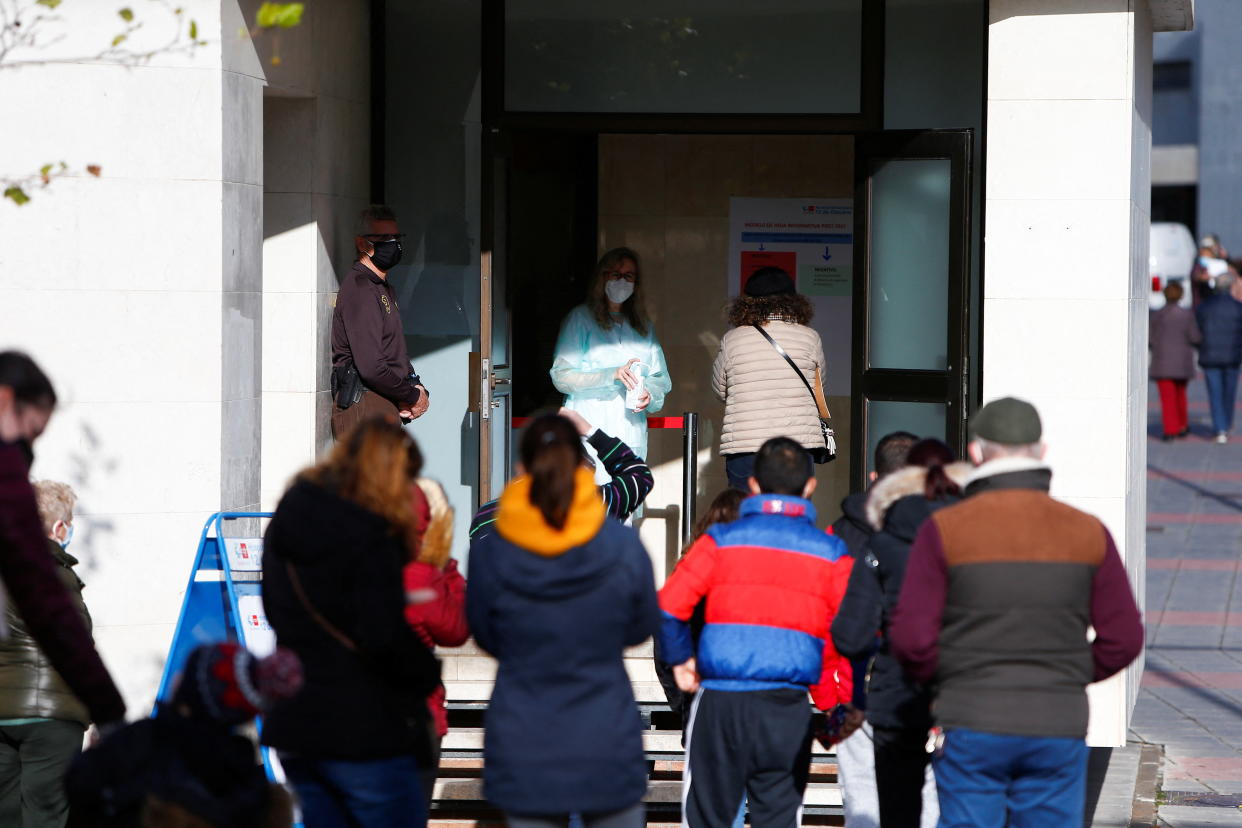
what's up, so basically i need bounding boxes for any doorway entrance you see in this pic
[476,127,972,576]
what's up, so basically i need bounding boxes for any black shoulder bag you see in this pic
[751,324,837,463]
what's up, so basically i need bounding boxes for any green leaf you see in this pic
[111,33,127,47]
[189,19,198,39]
[256,3,278,27]
[39,164,53,177]
[257,2,304,29]
[4,187,31,206]
[36,0,62,9]
[274,3,304,27]
[118,8,134,22]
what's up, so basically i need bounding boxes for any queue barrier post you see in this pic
[681,411,699,548]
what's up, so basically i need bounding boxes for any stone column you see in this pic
[983,0,1159,746]
[0,0,263,711]
[254,0,371,510]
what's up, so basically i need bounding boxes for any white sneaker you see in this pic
[1216,432,1229,444]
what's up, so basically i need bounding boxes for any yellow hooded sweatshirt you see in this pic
[495,467,606,557]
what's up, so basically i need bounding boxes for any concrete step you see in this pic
[431,779,843,808]
[445,681,673,705]
[441,656,663,685]
[442,728,836,757]
[438,640,654,659]
[432,756,838,780]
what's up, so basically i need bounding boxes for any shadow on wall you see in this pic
[66,422,119,577]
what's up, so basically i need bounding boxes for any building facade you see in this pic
[0,0,1191,743]
[1151,0,1242,248]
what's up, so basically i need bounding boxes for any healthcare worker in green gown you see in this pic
[551,247,671,484]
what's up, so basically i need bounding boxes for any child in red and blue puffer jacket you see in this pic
[659,437,856,828]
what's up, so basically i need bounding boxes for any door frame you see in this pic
[475,1,892,508]
[479,127,976,506]
[481,0,887,135]
[850,129,974,491]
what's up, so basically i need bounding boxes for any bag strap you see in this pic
[285,561,358,652]
[751,323,820,403]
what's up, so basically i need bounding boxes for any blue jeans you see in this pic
[281,753,426,828]
[1203,365,1241,434]
[932,728,1087,828]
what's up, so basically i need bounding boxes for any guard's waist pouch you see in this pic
[331,363,365,410]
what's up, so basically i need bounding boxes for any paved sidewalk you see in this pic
[1134,377,1242,826]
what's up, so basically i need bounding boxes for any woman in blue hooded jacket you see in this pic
[466,414,660,828]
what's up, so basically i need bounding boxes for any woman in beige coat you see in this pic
[713,267,831,490]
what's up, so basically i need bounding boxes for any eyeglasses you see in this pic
[362,233,407,242]
[602,270,637,282]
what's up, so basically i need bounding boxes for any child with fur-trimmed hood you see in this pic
[831,439,971,828]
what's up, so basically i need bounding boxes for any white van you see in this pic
[1149,222,1196,309]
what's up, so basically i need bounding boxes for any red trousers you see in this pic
[1156,378,1189,436]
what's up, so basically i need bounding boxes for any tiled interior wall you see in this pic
[596,134,854,580]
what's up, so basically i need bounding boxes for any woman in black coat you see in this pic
[262,418,441,828]
[830,439,970,828]
[467,415,660,828]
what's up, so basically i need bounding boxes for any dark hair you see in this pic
[587,247,650,336]
[0,352,57,410]
[303,417,423,529]
[689,489,745,545]
[520,415,586,530]
[753,437,813,495]
[905,438,961,501]
[726,293,814,327]
[1163,281,1184,303]
[874,431,918,478]
[356,204,398,236]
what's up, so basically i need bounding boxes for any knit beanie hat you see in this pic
[969,397,1042,445]
[743,267,796,297]
[172,642,303,725]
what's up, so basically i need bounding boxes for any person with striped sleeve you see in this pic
[468,407,654,544]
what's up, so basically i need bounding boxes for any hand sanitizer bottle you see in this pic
[625,362,648,412]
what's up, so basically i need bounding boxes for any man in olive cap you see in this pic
[887,397,1143,827]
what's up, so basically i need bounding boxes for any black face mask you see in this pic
[369,239,403,272]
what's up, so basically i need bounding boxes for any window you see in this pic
[1154,61,1192,91]
[504,0,863,114]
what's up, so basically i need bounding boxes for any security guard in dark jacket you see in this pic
[330,204,429,439]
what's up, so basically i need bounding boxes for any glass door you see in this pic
[851,130,972,487]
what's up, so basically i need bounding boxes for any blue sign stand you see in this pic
[153,511,280,781]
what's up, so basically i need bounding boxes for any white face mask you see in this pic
[605,279,635,305]
[54,520,74,550]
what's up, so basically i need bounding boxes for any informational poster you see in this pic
[728,197,854,395]
[729,198,853,297]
